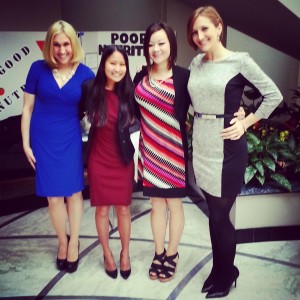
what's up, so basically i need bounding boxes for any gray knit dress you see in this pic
[188,52,283,197]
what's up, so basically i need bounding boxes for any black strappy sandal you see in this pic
[159,252,179,282]
[149,248,166,280]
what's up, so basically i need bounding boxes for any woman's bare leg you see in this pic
[115,205,131,270]
[66,191,83,262]
[95,206,116,271]
[47,196,68,259]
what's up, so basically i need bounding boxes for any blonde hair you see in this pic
[43,20,84,68]
[187,6,224,50]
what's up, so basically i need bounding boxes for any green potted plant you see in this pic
[244,122,300,192]
[242,86,300,192]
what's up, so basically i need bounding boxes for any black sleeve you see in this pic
[133,66,148,121]
[133,66,147,86]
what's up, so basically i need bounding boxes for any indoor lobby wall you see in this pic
[1,0,163,31]
[1,0,196,69]
[227,27,299,101]
[60,0,163,31]
[166,0,195,68]
[0,0,62,30]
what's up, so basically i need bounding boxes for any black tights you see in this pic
[203,191,237,280]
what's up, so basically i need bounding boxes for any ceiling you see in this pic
[180,0,300,60]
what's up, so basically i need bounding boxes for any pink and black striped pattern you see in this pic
[135,76,185,192]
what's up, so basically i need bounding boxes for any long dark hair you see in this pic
[87,45,134,128]
[143,22,177,71]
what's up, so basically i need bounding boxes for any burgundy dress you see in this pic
[88,90,134,206]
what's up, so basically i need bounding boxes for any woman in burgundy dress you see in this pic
[81,45,135,279]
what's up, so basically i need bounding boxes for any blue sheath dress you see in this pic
[25,60,94,197]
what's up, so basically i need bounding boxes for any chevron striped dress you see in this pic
[134,75,186,198]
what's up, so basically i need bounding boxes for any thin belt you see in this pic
[194,112,233,119]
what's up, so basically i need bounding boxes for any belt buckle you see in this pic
[202,114,216,120]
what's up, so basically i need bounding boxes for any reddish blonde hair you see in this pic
[187,6,224,50]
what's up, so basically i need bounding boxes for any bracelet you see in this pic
[240,120,247,133]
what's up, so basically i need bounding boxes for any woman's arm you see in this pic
[221,53,282,140]
[21,92,36,169]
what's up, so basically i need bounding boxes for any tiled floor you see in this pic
[0,192,299,299]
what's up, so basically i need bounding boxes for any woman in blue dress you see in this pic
[21,20,94,273]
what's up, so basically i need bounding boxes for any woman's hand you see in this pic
[221,106,246,140]
[234,106,245,120]
[23,146,36,170]
[221,119,246,140]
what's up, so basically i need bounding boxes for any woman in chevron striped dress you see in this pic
[133,22,191,282]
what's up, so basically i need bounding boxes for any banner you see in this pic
[0,31,145,121]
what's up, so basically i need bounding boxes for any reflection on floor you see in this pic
[0,192,299,299]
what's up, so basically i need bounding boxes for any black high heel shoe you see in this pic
[201,271,216,293]
[104,253,118,279]
[66,240,80,273]
[149,248,166,280]
[120,251,131,280]
[56,235,70,271]
[206,266,239,298]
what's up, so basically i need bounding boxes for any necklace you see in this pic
[150,69,172,85]
[53,65,75,82]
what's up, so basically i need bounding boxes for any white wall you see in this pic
[278,0,300,18]
[167,0,195,68]
[227,27,299,101]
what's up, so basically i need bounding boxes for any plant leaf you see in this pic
[262,158,276,171]
[287,134,296,151]
[256,143,264,153]
[244,166,257,184]
[250,156,259,163]
[254,161,264,176]
[278,150,296,161]
[267,149,278,161]
[270,173,292,191]
[255,173,265,185]
[246,132,261,146]
[247,141,257,154]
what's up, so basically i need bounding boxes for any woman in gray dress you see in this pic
[187,6,282,298]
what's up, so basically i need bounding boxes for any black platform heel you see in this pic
[149,248,166,280]
[206,266,239,298]
[120,251,131,280]
[159,252,179,282]
[56,235,70,271]
[66,240,80,273]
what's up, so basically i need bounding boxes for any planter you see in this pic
[230,181,300,230]
[187,157,300,230]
